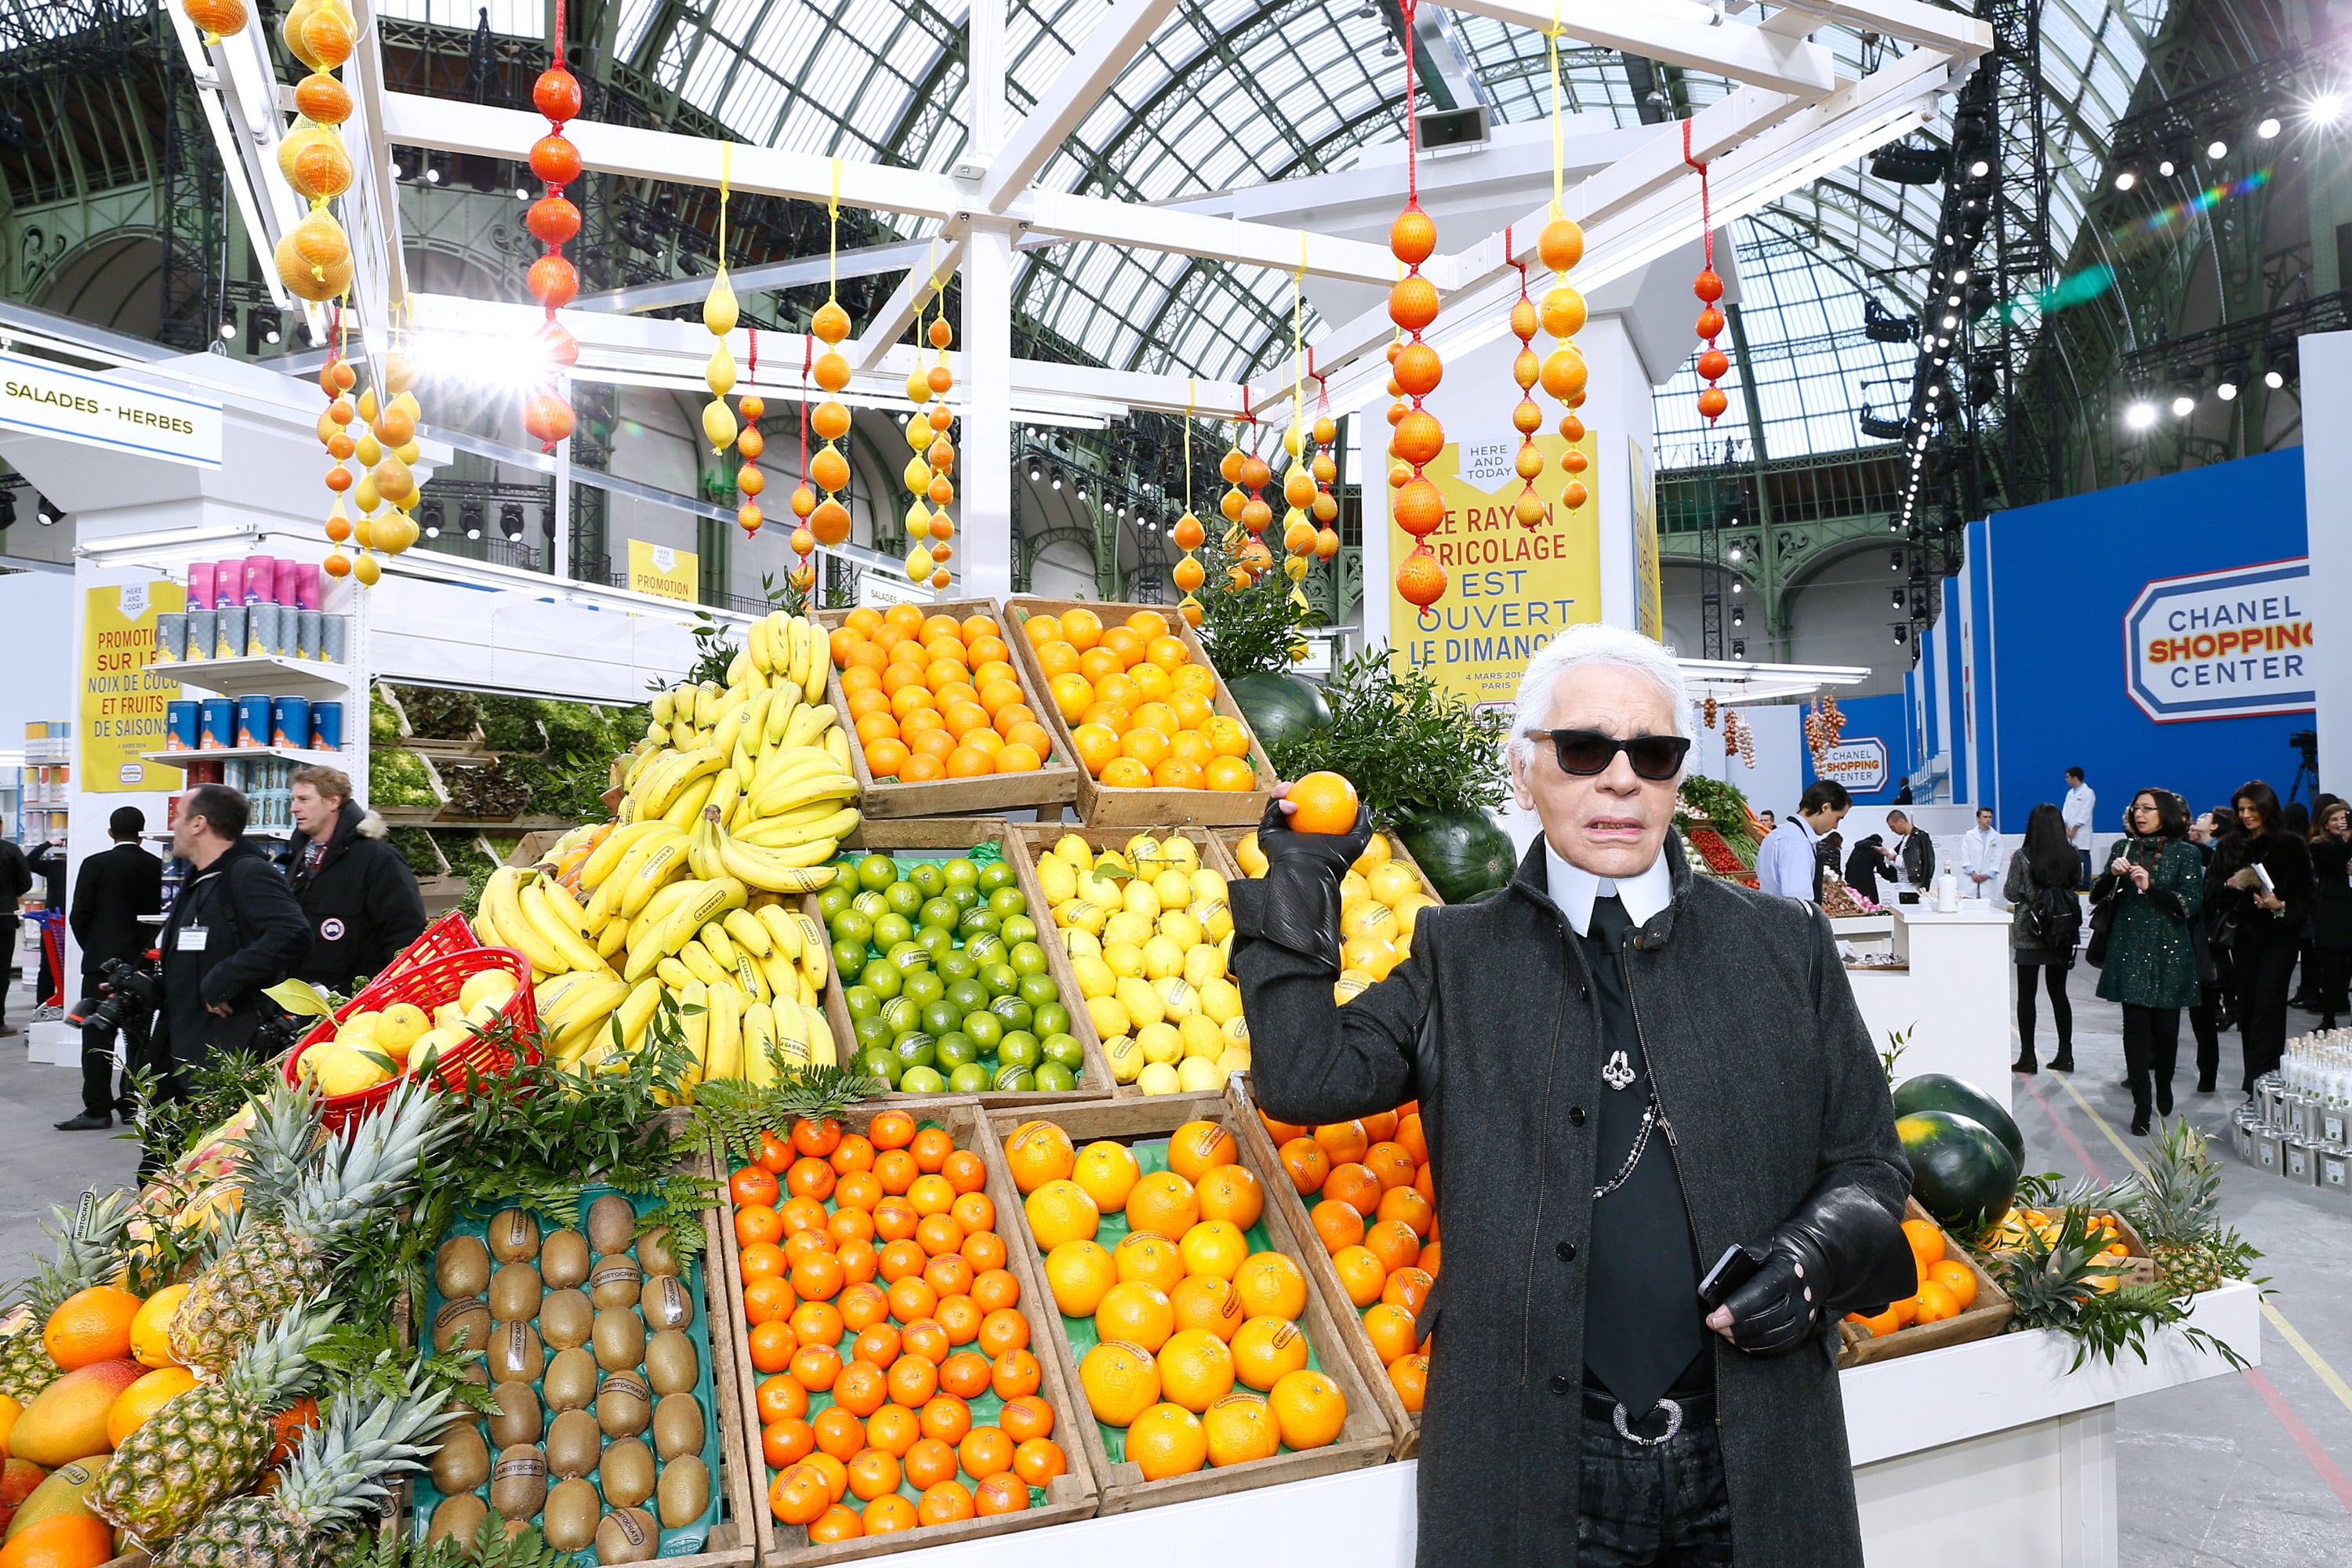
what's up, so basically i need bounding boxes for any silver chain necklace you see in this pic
[1593,1096,1662,1200]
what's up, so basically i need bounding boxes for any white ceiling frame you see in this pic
[975,0,1187,210]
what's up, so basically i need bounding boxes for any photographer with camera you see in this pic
[151,784,310,1098]
[55,808,164,1131]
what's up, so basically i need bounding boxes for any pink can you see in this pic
[187,561,215,611]
[274,558,300,605]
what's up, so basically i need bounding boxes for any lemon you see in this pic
[1152,869,1193,911]
[336,1011,382,1049]
[1123,834,1163,869]
[1094,851,1134,880]
[1103,1033,1145,1083]
[1234,833,1269,877]
[1189,897,1232,943]
[1152,975,1198,1022]
[1352,833,1392,876]
[1061,927,1104,961]
[1342,901,1397,942]
[1122,880,1163,920]
[1102,942,1147,982]
[1072,954,1118,1000]
[1115,976,1165,1029]
[1392,895,1434,938]
[409,1027,466,1073]
[1198,977,1243,1025]
[1105,910,1155,948]
[1156,909,1203,950]
[1192,867,1229,903]
[1061,899,1108,936]
[1178,1014,1225,1061]
[1216,1047,1253,1076]
[1137,1061,1183,1096]
[130,1284,192,1368]
[1087,993,1132,1040]
[1339,870,1369,910]
[1136,1021,1183,1065]
[1141,935,1186,980]
[1035,855,1079,904]
[375,1002,430,1051]
[1053,833,1094,870]
[1221,1014,1251,1051]
[459,970,518,1014]
[1335,971,1373,1006]
[433,1001,464,1033]
[1367,860,1421,906]
[1160,837,1200,874]
[301,1041,394,1097]
[1177,1056,1225,1092]
[1182,942,1225,989]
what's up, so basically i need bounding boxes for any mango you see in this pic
[8,1363,142,1468]
[2,1455,106,1541]
[0,1459,46,1536]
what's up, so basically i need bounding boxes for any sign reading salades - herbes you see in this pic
[2124,558,2313,722]
[0,351,222,467]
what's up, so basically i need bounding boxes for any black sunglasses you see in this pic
[1525,728,1691,781]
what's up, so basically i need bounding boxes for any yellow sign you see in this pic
[1388,431,1602,706]
[81,582,184,792]
[627,539,698,603]
[1629,437,1663,641]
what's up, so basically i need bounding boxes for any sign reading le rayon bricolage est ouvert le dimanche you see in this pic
[2125,557,2313,723]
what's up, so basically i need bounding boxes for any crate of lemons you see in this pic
[1229,830,1437,1000]
[1029,834,1247,1096]
[294,967,521,1097]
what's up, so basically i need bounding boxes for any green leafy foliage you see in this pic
[388,827,448,879]
[122,1052,285,1167]
[1264,644,1509,830]
[684,1065,887,1169]
[311,1326,499,1415]
[332,1517,569,1568]
[1192,534,1319,679]
[390,686,483,741]
[1675,774,1756,831]
[369,746,438,809]
[1981,1204,2250,1372]
[671,612,741,689]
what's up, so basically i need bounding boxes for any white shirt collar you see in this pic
[1542,839,1673,938]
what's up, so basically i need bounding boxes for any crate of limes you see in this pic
[820,821,1116,1108]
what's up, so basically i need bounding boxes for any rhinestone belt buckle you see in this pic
[1612,1397,1683,1448]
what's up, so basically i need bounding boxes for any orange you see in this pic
[833,1362,890,1419]
[1035,640,1080,679]
[1377,1185,1434,1237]
[1388,1352,1429,1412]
[1363,1142,1417,1191]
[887,1277,939,1324]
[790,1299,845,1348]
[995,743,1044,773]
[1080,1340,1160,1425]
[1127,609,1171,639]
[1331,1246,1386,1307]
[757,1371,809,1425]
[1233,1253,1308,1320]
[742,1240,789,1283]
[1129,701,1179,737]
[1381,1267,1433,1314]
[1000,1395,1055,1443]
[937,1350,990,1402]
[1169,730,1215,770]
[991,1347,1042,1399]
[1025,612,1066,648]
[1203,1391,1281,1467]
[1081,651,1125,686]
[764,1416,815,1468]
[946,1155,989,1200]
[1269,1368,1348,1450]
[896,1436,953,1491]
[861,1493,918,1533]
[1311,1200,1366,1256]
[1081,700,1132,734]
[1073,723,1123,775]
[1004,1120,1076,1193]
[1178,1221,1250,1282]
[854,709,901,746]
[743,1277,796,1325]
[1048,673,1094,721]
[0,1515,120,1568]
[1124,1171,1200,1239]
[1171,1275,1246,1342]
[828,1207,877,1247]
[1285,771,1359,834]
[1314,1120,1370,1165]
[935,1294,982,1345]
[1196,1165,1264,1229]
[1170,691,1214,733]
[1203,714,1250,757]
[748,1319,796,1374]
[917,1479,976,1525]
[971,1264,1019,1308]
[1322,1163,1383,1218]
[1903,1218,1946,1276]
[887,1353,940,1409]
[791,1250,845,1303]
[1013,1435,1066,1484]
[1166,1121,1239,1182]
[814,1404,867,1461]
[863,739,911,779]
[974,1470,1030,1516]
[869,1109,918,1149]
[105,1363,197,1446]
[865,1405,919,1457]
[1118,728,1172,771]
[731,1165,781,1206]
[960,1425,1014,1480]
[790,1342,844,1392]
[946,746,994,778]
[1261,1109,1309,1143]
[924,1254,975,1299]
[1072,1142,1142,1211]
[1125,1402,1210,1479]
[42,1287,141,1373]
[851,1322,902,1369]
[769,1462,831,1526]
[846,1446,902,1502]
[1203,755,1257,792]
[1912,1279,1962,1325]
[1230,1317,1309,1392]
[1094,1281,1174,1352]
[919,1392,973,1445]
[1926,1258,1977,1309]
[846,608,884,637]
[808,1501,864,1542]
[1131,662,1174,704]
[1061,608,1104,649]
[916,1213,966,1258]
[1277,1138,1330,1195]
[1101,757,1153,789]
[1112,1232,1185,1293]
[897,750,947,782]
[1041,1239,1114,1316]
[1156,1329,1237,1414]
[1364,1219,1422,1275]
[1144,634,1189,672]
[873,1197,920,1241]
[977,1308,1030,1359]
[874,1153,920,1197]
[1098,626,1145,669]
[1363,1302,1420,1367]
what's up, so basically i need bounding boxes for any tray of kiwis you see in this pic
[417,1186,753,1566]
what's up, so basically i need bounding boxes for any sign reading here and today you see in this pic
[0,350,222,468]
[2125,558,2313,722]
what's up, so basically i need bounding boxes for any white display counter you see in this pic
[866,1283,2257,1568]
[1846,904,2016,1109]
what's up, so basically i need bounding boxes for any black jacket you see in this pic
[1844,834,1893,905]
[2209,828,2314,950]
[1236,836,1910,1567]
[156,839,312,1068]
[68,841,165,999]
[1893,829,1935,888]
[0,839,30,913]
[2312,837,2352,953]
[278,800,427,990]
[26,841,65,909]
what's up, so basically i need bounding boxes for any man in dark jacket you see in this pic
[1236,624,1913,1567]
[1844,832,1895,906]
[280,765,426,992]
[1887,809,1935,895]
[56,808,166,1130]
[27,837,66,1006]
[0,832,30,1036]
[155,784,310,1089]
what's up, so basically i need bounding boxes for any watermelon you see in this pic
[1893,1073,2024,1167]
[1225,670,1331,751]
[1896,1111,2019,1233]
[1399,809,1519,906]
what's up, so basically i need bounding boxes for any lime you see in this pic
[1041,1031,1084,1070]
[963,1011,1004,1050]
[913,925,954,964]
[1033,1003,1073,1040]
[943,857,980,887]
[993,1063,1036,1093]
[977,860,1016,893]
[887,940,931,973]
[935,1031,979,1070]
[898,971,942,1011]
[872,912,914,952]
[1017,972,1060,1010]
[817,884,853,920]
[997,1029,1041,1069]
[991,996,1035,1034]
[946,978,990,1014]
[893,1032,937,1071]
[852,889,888,920]
[1008,941,1049,977]
[936,951,980,985]
[880,996,920,1036]
[832,939,867,982]
[1001,915,1039,948]
[945,883,980,913]
[863,961,902,1001]
[861,1046,902,1085]
[960,906,1002,938]
[900,1065,946,1094]
[922,999,963,1038]
[844,985,882,1019]
[1034,1060,1077,1094]
[884,880,924,918]
[920,896,960,931]
[858,855,898,892]
[910,861,946,898]
[949,1062,991,1094]
[965,934,1006,968]
[978,961,1018,998]
[988,887,1028,920]
[828,908,873,948]
[852,1014,893,1054]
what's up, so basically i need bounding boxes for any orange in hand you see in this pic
[1285,771,1360,834]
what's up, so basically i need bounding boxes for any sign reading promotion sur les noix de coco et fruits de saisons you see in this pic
[2124,558,2314,723]
[1388,430,1602,708]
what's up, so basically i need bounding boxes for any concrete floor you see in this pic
[2,965,2347,1563]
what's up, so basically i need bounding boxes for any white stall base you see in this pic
[23,1021,78,1066]
[867,1283,2256,1568]
[1848,904,2016,1110]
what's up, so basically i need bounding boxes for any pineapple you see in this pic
[2132,1117,2251,1298]
[93,1299,341,1543]
[172,1082,448,1375]
[1991,1206,2127,1327]
[217,1081,328,1226]
[0,1190,135,1401]
[157,1365,458,1568]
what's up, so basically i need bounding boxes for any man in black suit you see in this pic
[0,832,31,1036]
[56,808,165,1131]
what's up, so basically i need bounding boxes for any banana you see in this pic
[615,976,663,1050]
[625,878,745,983]
[638,746,727,819]
[722,908,775,960]
[772,998,815,1069]
[484,868,569,976]
[795,912,828,984]
[617,833,694,919]
[581,818,670,891]
[596,914,629,959]
[779,702,834,754]
[544,975,629,1046]
[657,956,697,991]
[651,688,674,725]
[765,683,800,747]
[738,806,860,849]
[677,940,731,991]
[627,875,727,953]
[706,767,741,832]
[471,893,506,950]
[661,773,719,833]
[710,704,747,763]
[755,948,798,1002]
[737,690,772,757]
[782,615,809,692]
[677,979,710,1086]
[699,681,726,729]
[742,1003,778,1085]
[801,619,827,702]
[750,770,858,824]
[717,814,845,892]
[755,903,804,960]
[748,746,838,800]
[535,971,603,1019]
[826,726,852,771]
[702,979,744,1081]
[749,614,776,676]
[520,873,612,975]
[804,997,838,1066]
[725,648,752,689]
[698,919,739,969]
[685,806,725,884]
[735,949,772,1004]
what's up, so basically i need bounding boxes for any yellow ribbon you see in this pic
[827,156,843,300]
[717,143,732,264]
[1184,377,1196,510]
[1549,0,1566,220]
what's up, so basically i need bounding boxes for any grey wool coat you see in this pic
[1232,833,1911,1566]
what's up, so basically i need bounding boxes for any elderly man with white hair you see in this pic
[1232,623,1915,1568]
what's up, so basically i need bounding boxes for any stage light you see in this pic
[34,493,56,525]
[2158,158,2176,176]
[218,317,238,340]
[2114,169,2137,191]
[501,503,527,539]
[2257,115,2281,139]
[2206,140,2228,159]
[1731,606,1744,627]
[2311,94,2344,125]
[1049,468,1063,490]
[516,187,532,201]
[1727,543,1743,561]
[1028,460,1043,482]
[1969,159,1990,177]
[1893,587,1905,608]
[2171,393,2195,417]
[2266,368,2285,389]
[2125,401,2157,430]
[1952,268,1969,284]
[1893,626,1907,646]
[1891,551,1904,570]
[2217,379,2239,401]
[1730,580,1742,594]
[1731,639,1746,658]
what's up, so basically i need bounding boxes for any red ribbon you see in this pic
[1401,0,1420,205]
[1682,118,1713,269]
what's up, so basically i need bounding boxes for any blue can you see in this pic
[165,701,201,752]
[310,699,345,753]
[198,698,235,750]
[271,695,310,750]
[234,693,271,750]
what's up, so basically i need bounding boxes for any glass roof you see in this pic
[376,0,2172,459]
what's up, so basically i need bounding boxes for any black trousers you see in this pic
[2310,949,2352,1020]
[1574,1409,1734,1566]
[0,916,16,1025]
[2237,932,2300,1091]
[2015,961,2072,1060]
[2120,1004,2180,1120]
[79,1023,130,1120]
[2189,985,2225,1088]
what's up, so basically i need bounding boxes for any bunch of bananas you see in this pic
[468,610,858,1093]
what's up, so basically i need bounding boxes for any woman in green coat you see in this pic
[2093,788,2204,1134]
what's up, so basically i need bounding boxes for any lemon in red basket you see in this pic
[374,1002,430,1054]
[459,969,518,1018]
[298,1041,394,1097]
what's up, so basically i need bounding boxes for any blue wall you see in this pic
[1798,692,1917,805]
[1965,448,2309,833]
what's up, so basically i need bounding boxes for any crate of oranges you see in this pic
[984,1089,1393,1514]
[1833,1200,2013,1369]
[822,600,1084,818]
[713,1099,1100,1562]
[1002,597,1277,829]
[1233,1094,1439,1461]
[1216,826,1442,994]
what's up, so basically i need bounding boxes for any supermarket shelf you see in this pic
[161,655,354,702]
[141,746,352,769]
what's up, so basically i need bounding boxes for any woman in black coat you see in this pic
[2309,798,2352,1029]
[2004,803,2081,1074]
[2209,780,2314,1094]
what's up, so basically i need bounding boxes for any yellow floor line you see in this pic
[2047,1071,2352,1421]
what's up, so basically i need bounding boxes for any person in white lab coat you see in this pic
[2062,768,2096,891]
[1959,807,2002,902]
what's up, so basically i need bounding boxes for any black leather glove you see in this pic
[1719,1174,1917,1357]
[1247,794,1375,973]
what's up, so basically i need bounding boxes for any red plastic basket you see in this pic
[285,946,539,1129]
[379,911,479,979]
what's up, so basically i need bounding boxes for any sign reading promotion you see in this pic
[2124,558,2314,722]
[626,539,699,603]
[0,350,222,467]
[81,582,185,792]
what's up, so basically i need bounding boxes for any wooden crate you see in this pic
[830,819,1116,1109]
[816,598,1083,817]
[1834,1198,2013,1368]
[980,1087,1395,1513]
[1226,1083,1424,1459]
[1986,1207,2158,1288]
[1002,822,1244,1100]
[710,1098,1100,1564]
[1001,597,1277,829]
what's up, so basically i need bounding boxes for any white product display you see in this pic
[1847,905,2016,1108]
[853,1284,2256,1568]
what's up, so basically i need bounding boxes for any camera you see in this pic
[68,954,162,1041]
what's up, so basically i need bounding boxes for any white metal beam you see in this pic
[977,0,1185,209]
[850,230,967,372]
[1759,0,1991,54]
[1443,0,1842,97]
[571,240,939,313]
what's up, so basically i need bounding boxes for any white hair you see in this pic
[1505,623,1692,771]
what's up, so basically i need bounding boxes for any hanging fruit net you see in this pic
[1388,0,1446,609]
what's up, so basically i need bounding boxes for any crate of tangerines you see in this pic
[819,600,1085,818]
[984,1087,1393,1514]
[1835,1200,2013,1368]
[1232,1091,1438,1460]
[712,1098,1099,1563]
